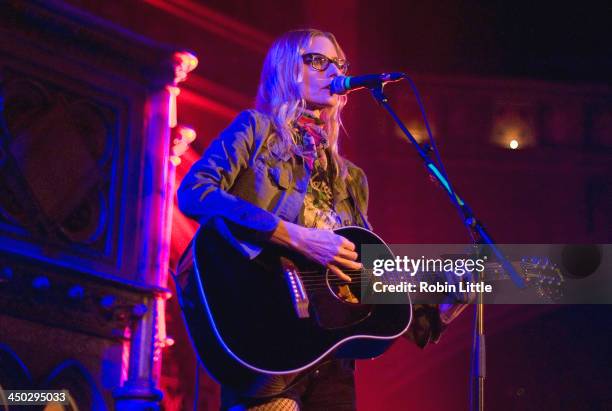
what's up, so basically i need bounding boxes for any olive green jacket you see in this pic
[177,109,371,259]
[177,109,443,348]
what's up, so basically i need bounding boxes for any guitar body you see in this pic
[176,225,411,397]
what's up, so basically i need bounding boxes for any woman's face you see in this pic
[299,36,345,109]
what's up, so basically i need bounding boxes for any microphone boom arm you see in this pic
[368,83,526,289]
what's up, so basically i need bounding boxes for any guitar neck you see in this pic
[386,260,558,284]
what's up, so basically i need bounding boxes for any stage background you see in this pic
[5,1,612,409]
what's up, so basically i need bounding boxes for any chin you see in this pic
[311,97,338,109]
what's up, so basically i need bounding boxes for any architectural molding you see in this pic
[143,0,273,54]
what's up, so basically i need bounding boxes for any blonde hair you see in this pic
[255,29,348,177]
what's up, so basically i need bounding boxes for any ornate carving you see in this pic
[0,255,153,339]
[0,346,107,410]
[0,72,114,246]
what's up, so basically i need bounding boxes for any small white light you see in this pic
[509,139,519,149]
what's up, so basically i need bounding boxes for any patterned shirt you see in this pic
[292,113,342,230]
[300,156,342,229]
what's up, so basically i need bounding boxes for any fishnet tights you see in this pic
[228,397,300,411]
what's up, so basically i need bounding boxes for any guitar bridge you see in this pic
[281,257,310,319]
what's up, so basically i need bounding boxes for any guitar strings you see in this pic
[240,254,553,292]
[288,262,547,279]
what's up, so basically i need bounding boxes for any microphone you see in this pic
[329,72,404,95]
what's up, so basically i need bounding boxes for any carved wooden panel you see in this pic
[0,1,183,409]
[1,69,116,249]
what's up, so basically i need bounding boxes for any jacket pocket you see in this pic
[268,164,292,190]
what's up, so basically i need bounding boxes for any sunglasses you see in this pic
[302,53,349,74]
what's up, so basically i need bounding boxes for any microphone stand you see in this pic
[368,84,526,411]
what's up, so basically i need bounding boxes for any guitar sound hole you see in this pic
[325,268,362,304]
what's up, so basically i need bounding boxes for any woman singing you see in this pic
[178,28,450,411]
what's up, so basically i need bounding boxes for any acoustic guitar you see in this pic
[175,224,561,396]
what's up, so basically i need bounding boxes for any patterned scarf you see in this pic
[294,112,329,170]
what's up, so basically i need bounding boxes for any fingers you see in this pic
[328,264,352,282]
[330,236,360,282]
[337,247,358,261]
[340,236,356,251]
[332,255,362,271]
[337,235,357,261]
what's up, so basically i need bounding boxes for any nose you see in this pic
[326,62,342,78]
